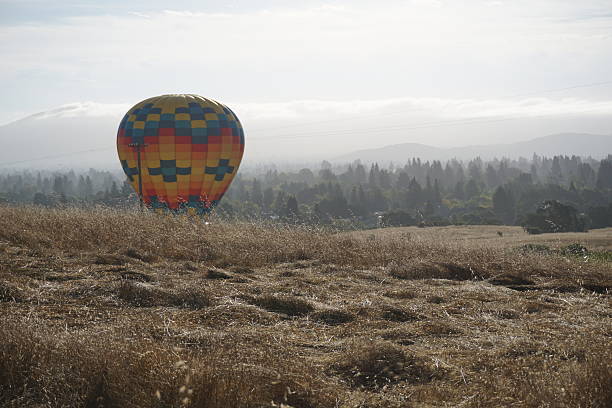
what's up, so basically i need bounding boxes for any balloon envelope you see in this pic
[117,94,245,213]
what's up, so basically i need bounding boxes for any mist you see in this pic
[0,0,611,168]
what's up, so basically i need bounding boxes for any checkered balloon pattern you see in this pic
[117,94,245,214]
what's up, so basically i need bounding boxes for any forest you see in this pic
[1,154,611,231]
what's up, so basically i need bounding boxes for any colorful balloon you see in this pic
[117,94,245,213]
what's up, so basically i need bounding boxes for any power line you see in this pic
[252,107,611,141]
[1,79,610,166]
[0,147,115,167]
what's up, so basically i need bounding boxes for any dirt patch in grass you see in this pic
[0,281,28,302]
[251,294,315,316]
[311,308,355,325]
[383,288,419,299]
[117,281,211,309]
[330,340,438,389]
[205,268,232,279]
[380,304,422,322]
[389,261,484,281]
[488,274,535,287]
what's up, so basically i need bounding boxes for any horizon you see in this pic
[0,131,610,171]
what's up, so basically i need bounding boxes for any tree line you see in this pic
[1,154,611,230]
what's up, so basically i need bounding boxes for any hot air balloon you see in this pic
[117,94,245,214]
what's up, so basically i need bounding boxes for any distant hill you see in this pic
[0,105,123,169]
[1,103,610,170]
[335,133,612,163]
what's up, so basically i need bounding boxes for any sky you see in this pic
[0,0,611,161]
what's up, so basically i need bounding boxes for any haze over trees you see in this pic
[1,154,611,230]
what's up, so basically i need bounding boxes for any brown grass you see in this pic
[250,294,315,316]
[0,205,611,407]
[353,224,612,251]
[117,281,211,308]
[330,340,438,389]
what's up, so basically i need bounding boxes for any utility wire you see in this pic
[253,107,611,141]
[0,147,115,168]
[1,80,611,166]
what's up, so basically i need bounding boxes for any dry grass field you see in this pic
[0,206,610,407]
[351,225,612,252]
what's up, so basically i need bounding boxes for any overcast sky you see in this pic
[1,0,611,160]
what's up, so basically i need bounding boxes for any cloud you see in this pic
[12,95,612,126]
[127,11,150,18]
[0,0,611,132]
[2,1,610,79]
[236,96,612,125]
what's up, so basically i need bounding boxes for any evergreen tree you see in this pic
[297,168,315,184]
[77,175,88,198]
[596,159,612,189]
[424,200,434,218]
[272,190,287,215]
[406,178,423,209]
[33,192,50,207]
[52,176,65,195]
[348,185,367,216]
[121,180,132,196]
[577,163,596,187]
[368,164,380,188]
[251,179,263,206]
[349,186,359,207]
[492,186,515,224]
[498,159,509,184]
[530,163,539,183]
[286,195,299,217]
[455,164,466,184]
[379,169,391,189]
[485,164,499,189]
[110,181,120,197]
[368,186,386,213]
[319,168,336,182]
[263,188,275,210]
[354,163,367,184]
[465,179,480,199]
[468,159,483,184]
[549,156,563,184]
[432,179,442,204]
[443,162,455,189]
[453,180,465,200]
[396,172,410,189]
[424,175,432,203]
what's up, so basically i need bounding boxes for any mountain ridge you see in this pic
[334,133,612,162]
[1,104,610,169]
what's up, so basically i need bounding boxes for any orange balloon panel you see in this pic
[116,94,245,213]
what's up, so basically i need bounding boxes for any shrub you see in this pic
[562,243,588,256]
[522,200,588,234]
